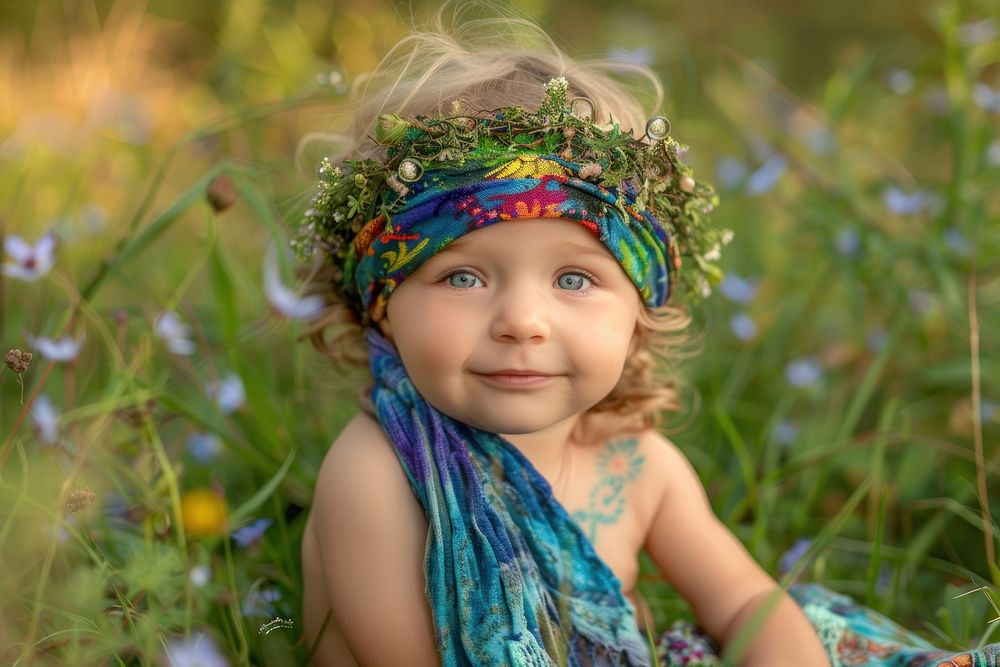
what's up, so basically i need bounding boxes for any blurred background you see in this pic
[1,0,998,664]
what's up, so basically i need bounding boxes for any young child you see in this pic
[296,10,1000,667]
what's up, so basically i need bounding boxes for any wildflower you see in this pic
[729,312,757,342]
[242,587,281,617]
[206,373,245,414]
[883,186,926,215]
[5,348,32,373]
[315,67,348,94]
[607,46,654,68]
[189,565,212,588]
[187,432,222,463]
[972,83,1000,113]
[866,328,889,353]
[784,358,823,388]
[263,245,325,320]
[154,311,196,355]
[982,400,998,423]
[908,289,935,316]
[988,140,1000,167]
[835,228,861,257]
[26,333,85,362]
[961,18,998,46]
[65,487,96,513]
[231,518,273,548]
[206,174,238,214]
[3,233,56,281]
[886,68,915,95]
[745,154,788,195]
[180,490,228,537]
[715,156,748,189]
[32,394,59,444]
[778,538,812,576]
[164,632,229,667]
[772,420,799,446]
[719,274,758,305]
[944,226,972,256]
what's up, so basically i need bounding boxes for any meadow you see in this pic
[1,0,998,664]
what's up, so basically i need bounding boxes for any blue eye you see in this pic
[446,271,482,289]
[557,272,593,291]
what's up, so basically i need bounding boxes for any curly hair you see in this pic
[298,3,693,444]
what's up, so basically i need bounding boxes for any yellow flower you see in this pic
[180,489,228,536]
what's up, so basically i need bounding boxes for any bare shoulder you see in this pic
[615,428,705,529]
[307,411,439,666]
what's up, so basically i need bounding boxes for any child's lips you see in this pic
[474,370,560,387]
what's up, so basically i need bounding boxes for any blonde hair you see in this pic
[299,3,692,444]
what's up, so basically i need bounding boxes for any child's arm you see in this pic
[309,413,441,666]
[641,432,829,665]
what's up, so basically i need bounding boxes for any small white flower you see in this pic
[32,394,60,445]
[720,229,735,245]
[703,244,722,262]
[189,565,212,588]
[26,332,85,362]
[155,311,197,355]
[263,245,325,320]
[164,632,229,667]
[3,233,56,281]
[207,373,245,415]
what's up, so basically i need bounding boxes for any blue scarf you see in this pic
[366,327,651,666]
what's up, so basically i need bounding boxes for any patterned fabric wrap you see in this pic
[366,327,652,666]
[656,584,1000,667]
[346,151,676,323]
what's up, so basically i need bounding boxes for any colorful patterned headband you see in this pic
[294,77,726,324]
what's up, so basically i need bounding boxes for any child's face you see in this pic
[379,218,641,436]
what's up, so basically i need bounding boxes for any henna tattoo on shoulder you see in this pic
[571,437,645,542]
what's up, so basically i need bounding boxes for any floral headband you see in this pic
[294,77,726,324]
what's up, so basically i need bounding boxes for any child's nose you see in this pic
[488,283,551,343]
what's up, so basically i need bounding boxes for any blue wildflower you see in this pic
[982,401,998,423]
[835,228,861,257]
[165,631,229,667]
[988,140,1000,167]
[207,373,245,415]
[772,420,799,446]
[884,186,926,215]
[231,518,273,548]
[944,227,972,256]
[242,587,281,618]
[866,328,889,353]
[973,83,1000,113]
[729,312,757,341]
[607,46,654,68]
[961,18,997,45]
[785,358,823,388]
[715,156,748,189]
[187,433,222,463]
[886,69,914,95]
[719,274,758,305]
[745,154,788,195]
[779,538,812,576]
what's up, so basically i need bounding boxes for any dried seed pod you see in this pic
[5,349,32,373]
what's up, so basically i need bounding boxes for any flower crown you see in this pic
[294,77,727,303]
